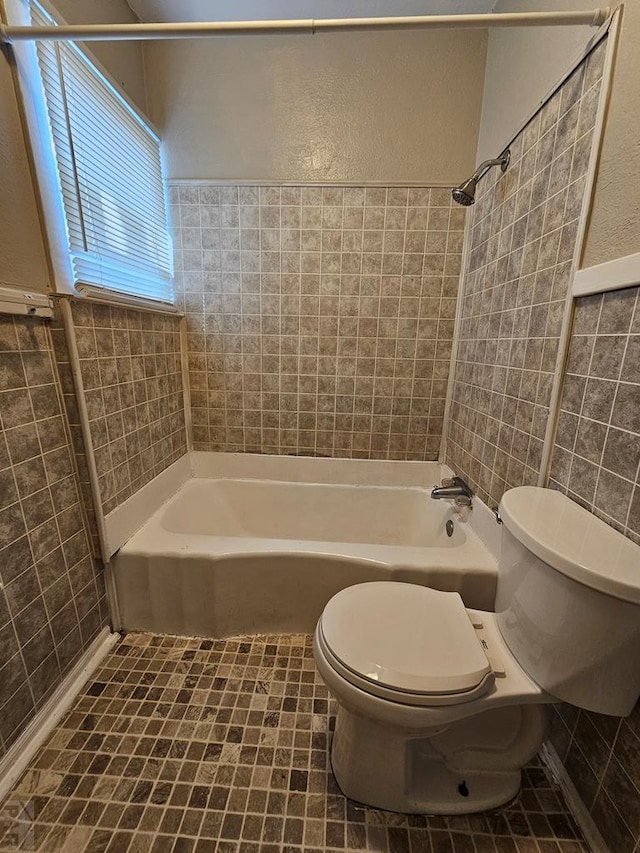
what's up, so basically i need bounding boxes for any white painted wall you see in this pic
[53,0,147,110]
[477,0,595,162]
[144,29,487,183]
[0,44,51,292]
[582,1,640,267]
[128,0,495,22]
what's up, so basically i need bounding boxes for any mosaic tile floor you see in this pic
[0,633,588,853]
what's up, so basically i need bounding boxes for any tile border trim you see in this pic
[0,627,119,804]
[573,250,640,297]
[168,179,457,188]
[540,742,609,853]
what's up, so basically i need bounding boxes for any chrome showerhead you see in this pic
[452,149,510,206]
[451,178,477,206]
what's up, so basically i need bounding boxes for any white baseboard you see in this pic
[540,742,609,853]
[573,251,640,297]
[0,628,119,804]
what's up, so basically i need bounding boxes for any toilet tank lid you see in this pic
[499,487,640,605]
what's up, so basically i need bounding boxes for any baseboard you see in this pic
[540,742,609,853]
[0,628,119,804]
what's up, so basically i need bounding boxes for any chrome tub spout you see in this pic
[431,476,474,506]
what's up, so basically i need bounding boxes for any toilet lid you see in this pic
[320,582,492,697]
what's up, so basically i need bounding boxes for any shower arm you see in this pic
[0,9,611,43]
[471,154,510,185]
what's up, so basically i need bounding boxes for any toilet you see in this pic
[313,486,640,814]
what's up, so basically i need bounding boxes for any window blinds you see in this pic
[30,0,174,304]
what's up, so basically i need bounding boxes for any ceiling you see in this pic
[126,1,498,24]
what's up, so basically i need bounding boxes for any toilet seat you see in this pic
[318,582,495,707]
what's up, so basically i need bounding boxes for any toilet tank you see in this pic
[495,487,640,716]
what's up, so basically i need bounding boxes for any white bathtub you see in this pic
[113,456,497,638]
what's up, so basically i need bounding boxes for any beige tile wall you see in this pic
[445,40,606,507]
[549,699,640,853]
[0,314,107,757]
[171,185,465,460]
[547,285,640,853]
[58,302,188,516]
[550,286,640,543]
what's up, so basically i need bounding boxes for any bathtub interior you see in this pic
[159,478,466,547]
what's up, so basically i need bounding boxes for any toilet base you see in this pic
[330,703,547,815]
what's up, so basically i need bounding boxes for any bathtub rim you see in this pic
[104,452,447,558]
[115,479,497,578]
[104,452,503,567]
[156,476,470,548]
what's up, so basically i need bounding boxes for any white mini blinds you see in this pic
[30,0,174,304]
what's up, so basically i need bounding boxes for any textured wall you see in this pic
[446,41,605,508]
[0,315,107,756]
[478,0,594,163]
[59,303,187,517]
[38,0,147,112]
[172,184,464,459]
[547,285,640,853]
[0,48,51,293]
[581,1,640,268]
[145,29,486,183]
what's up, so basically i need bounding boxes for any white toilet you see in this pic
[313,486,640,815]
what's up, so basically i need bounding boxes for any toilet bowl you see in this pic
[313,486,640,814]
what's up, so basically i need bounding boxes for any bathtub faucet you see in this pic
[431,476,474,507]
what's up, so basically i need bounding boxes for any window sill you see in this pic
[73,284,183,316]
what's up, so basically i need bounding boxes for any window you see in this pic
[28,0,173,305]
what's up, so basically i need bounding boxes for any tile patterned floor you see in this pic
[0,633,588,853]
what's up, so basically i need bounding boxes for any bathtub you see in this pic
[112,456,498,638]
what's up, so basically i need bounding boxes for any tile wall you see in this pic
[547,284,640,853]
[0,314,108,757]
[58,303,187,517]
[171,185,465,459]
[550,701,640,853]
[549,286,640,542]
[446,39,606,507]
[441,34,640,851]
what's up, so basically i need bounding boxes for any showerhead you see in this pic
[452,149,510,206]
[452,178,477,207]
